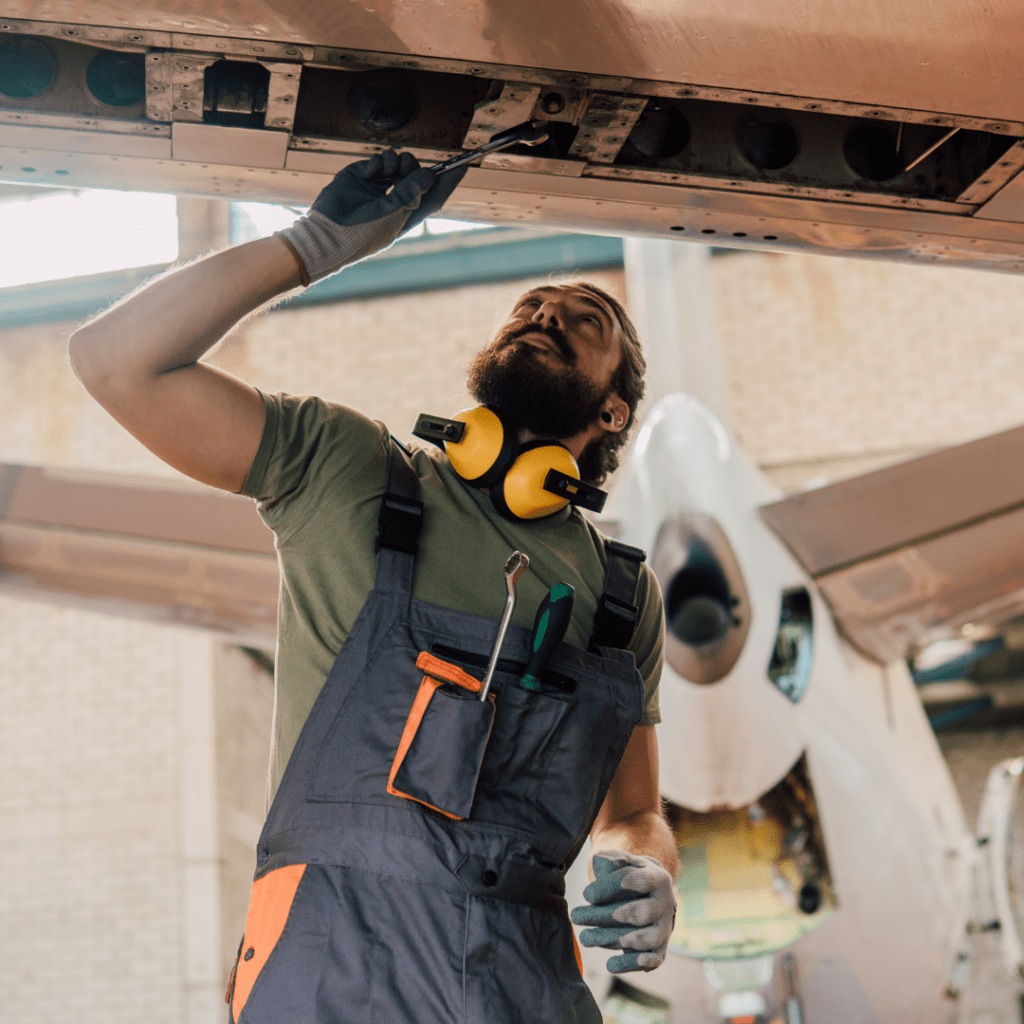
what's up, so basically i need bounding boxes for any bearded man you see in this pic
[69,150,677,1024]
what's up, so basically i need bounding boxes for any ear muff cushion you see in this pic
[495,442,580,520]
[446,407,517,487]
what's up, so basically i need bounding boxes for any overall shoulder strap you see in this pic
[588,538,647,653]
[374,438,423,597]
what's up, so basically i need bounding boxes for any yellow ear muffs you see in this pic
[490,441,580,520]
[413,410,609,520]
[444,407,518,487]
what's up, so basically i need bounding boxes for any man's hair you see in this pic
[562,281,646,486]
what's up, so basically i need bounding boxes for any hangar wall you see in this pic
[2,205,1024,1022]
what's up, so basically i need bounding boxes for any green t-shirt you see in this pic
[242,392,665,797]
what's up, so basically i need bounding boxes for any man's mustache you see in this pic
[500,322,576,365]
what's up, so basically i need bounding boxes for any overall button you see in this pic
[244,947,255,961]
[481,870,498,887]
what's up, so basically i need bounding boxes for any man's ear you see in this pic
[598,394,630,434]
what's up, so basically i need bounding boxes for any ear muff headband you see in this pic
[491,441,579,521]
[445,407,518,487]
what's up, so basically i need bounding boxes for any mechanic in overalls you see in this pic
[69,150,678,1022]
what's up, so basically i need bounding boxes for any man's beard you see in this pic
[466,322,611,439]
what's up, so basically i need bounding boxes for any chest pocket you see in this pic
[474,649,642,861]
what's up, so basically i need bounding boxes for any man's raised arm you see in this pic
[68,150,463,493]
[69,235,300,492]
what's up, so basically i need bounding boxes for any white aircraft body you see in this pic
[566,394,998,1024]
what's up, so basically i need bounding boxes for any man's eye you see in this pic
[582,315,600,326]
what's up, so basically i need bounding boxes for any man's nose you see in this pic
[531,301,563,327]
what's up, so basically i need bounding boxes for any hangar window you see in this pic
[0,188,178,289]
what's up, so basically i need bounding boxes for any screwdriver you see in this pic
[519,583,575,692]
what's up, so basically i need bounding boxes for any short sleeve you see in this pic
[631,563,665,726]
[241,391,389,542]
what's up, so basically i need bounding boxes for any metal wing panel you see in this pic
[4,1,1024,121]
[760,424,1024,662]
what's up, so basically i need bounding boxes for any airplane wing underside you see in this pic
[0,462,278,644]
[4,3,1024,271]
[760,424,1024,663]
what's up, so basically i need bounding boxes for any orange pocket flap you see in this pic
[416,651,483,692]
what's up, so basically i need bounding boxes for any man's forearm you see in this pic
[70,234,303,385]
[590,807,679,879]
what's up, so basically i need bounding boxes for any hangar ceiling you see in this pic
[3,4,1024,270]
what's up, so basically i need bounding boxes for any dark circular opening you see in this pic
[541,92,565,115]
[671,596,731,646]
[0,37,55,99]
[763,234,778,240]
[798,883,821,915]
[732,232,747,237]
[624,101,690,159]
[735,116,799,170]
[701,228,716,234]
[666,545,733,648]
[670,225,685,232]
[348,70,417,133]
[844,123,904,181]
[86,50,146,107]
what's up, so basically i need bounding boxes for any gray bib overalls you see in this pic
[228,442,647,1024]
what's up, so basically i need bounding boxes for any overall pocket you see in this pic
[388,651,495,820]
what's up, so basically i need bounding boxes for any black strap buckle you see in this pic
[591,593,638,651]
[375,494,423,554]
[588,539,646,653]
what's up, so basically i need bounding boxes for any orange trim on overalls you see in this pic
[386,652,489,819]
[571,929,584,977]
[232,863,307,1021]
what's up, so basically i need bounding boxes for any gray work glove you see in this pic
[570,849,676,973]
[278,149,466,284]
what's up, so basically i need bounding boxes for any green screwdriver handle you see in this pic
[520,583,575,691]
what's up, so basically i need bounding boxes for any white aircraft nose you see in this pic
[612,394,815,810]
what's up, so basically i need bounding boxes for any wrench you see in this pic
[479,551,530,701]
[430,123,549,177]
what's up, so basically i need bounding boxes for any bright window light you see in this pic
[0,189,178,289]
[231,202,492,246]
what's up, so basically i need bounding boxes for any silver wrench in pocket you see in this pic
[479,551,529,701]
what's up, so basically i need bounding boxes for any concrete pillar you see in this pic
[623,238,733,431]
[177,632,224,1024]
[176,197,233,263]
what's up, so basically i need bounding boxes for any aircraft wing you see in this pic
[759,424,1024,663]
[3,3,1024,271]
[0,462,278,644]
